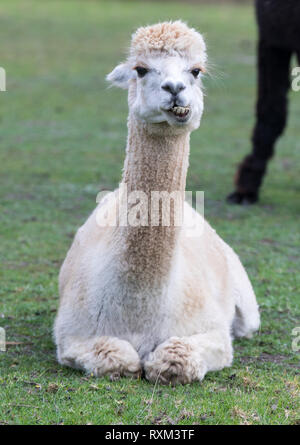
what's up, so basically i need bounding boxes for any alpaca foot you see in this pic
[226,190,258,205]
[144,337,206,385]
[60,336,142,379]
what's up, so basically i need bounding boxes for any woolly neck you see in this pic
[116,114,190,286]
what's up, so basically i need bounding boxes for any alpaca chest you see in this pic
[91,269,172,356]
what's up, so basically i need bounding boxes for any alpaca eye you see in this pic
[191,68,201,78]
[135,67,148,78]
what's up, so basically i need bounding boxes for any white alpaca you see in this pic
[54,21,260,384]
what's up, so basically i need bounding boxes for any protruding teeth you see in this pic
[171,106,189,116]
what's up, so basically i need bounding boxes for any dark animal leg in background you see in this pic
[227,43,292,205]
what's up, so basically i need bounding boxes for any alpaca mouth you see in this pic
[168,106,190,120]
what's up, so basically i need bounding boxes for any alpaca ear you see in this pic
[106,63,133,89]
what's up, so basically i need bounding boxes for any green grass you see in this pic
[0,0,299,425]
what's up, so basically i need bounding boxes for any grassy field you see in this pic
[0,0,299,425]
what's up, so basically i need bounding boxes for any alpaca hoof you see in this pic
[90,338,142,378]
[144,337,205,385]
[61,337,142,378]
[226,191,258,205]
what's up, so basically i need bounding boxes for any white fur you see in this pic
[107,54,204,128]
[54,22,260,384]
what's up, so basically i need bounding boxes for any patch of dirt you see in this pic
[240,352,300,369]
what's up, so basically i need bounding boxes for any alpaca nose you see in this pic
[161,80,186,96]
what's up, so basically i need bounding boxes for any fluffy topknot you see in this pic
[130,21,206,64]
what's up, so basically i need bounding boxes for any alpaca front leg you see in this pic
[58,336,142,379]
[144,331,233,385]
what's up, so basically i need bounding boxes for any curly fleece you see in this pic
[130,21,207,63]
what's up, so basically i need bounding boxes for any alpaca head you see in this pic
[107,21,207,131]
